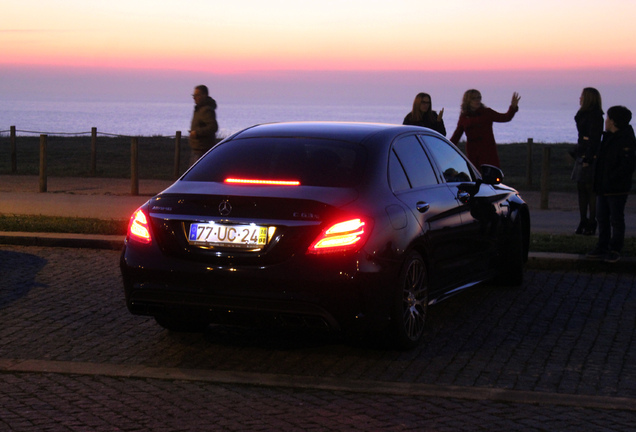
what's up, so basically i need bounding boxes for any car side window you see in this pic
[419,135,474,183]
[388,150,411,192]
[390,135,439,190]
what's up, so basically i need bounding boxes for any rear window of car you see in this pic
[183,137,366,187]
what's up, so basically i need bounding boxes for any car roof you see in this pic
[230,121,428,144]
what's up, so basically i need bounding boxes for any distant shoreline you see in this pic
[1,100,580,144]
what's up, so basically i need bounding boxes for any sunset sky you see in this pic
[2,0,636,107]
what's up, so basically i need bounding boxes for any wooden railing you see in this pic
[3,126,556,205]
[3,126,187,196]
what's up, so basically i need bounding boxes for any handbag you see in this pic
[571,158,583,181]
[571,157,593,183]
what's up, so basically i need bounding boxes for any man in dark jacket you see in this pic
[586,105,636,263]
[189,85,218,165]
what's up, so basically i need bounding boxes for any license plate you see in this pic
[188,222,268,248]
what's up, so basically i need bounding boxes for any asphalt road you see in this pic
[1,244,635,430]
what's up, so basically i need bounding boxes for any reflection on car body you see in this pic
[120,122,530,349]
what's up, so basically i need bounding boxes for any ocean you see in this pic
[0,99,577,144]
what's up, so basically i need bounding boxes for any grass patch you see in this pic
[455,141,578,193]
[0,135,224,180]
[0,214,127,235]
[2,135,574,188]
[0,135,580,193]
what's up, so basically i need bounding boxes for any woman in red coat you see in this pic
[450,90,520,168]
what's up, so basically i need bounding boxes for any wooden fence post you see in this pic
[10,126,17,173]
[90,127,97,176]
[173,131,181,179]
[526,138,533,189]
[540,146,551,210]
[39,134,47,193]
[131,137,139,196]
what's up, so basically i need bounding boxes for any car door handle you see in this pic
[457,191,471,204]
[416,202,430,213]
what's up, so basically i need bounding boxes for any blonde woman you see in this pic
[450,89,520,168]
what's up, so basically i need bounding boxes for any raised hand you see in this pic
[511,92,521,108]
[437,107,444,122]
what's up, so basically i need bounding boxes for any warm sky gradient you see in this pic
[2,0,636,106]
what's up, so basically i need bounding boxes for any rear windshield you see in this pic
[183,137,366,187]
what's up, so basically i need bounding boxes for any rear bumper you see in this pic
[125,284,343,330]
[120,244,399,333]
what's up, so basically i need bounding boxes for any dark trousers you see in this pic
[596,194,628,252]
[577,181,596,223]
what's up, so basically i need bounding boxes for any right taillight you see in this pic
[307,218,369,255]
[127,208,152,244]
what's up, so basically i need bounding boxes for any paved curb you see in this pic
[1,358,635,412]
[0,231,125,251]
[2,231,636,273]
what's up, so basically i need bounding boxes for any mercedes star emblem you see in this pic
[218,200,232,216]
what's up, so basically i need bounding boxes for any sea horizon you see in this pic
[1,98,581,144]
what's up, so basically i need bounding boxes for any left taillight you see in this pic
[127,208,152,244]
[307,218,370,255]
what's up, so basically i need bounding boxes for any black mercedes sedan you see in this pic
[120,122,530,349]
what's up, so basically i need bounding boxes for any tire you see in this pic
[154,314,208,333]
[391,251,428,350]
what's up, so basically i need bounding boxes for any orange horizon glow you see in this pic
[2,1,635,76]
[2,54,635,76]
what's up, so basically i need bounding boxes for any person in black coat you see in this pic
[586,105,636,263]
[572,87,604,235]
[403,92,446,136]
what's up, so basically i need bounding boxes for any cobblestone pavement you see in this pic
[1,245,635,431]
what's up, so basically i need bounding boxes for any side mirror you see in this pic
[480,164,503,185]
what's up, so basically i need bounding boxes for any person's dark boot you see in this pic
[575,219,588,235]
[584,219,597,235]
